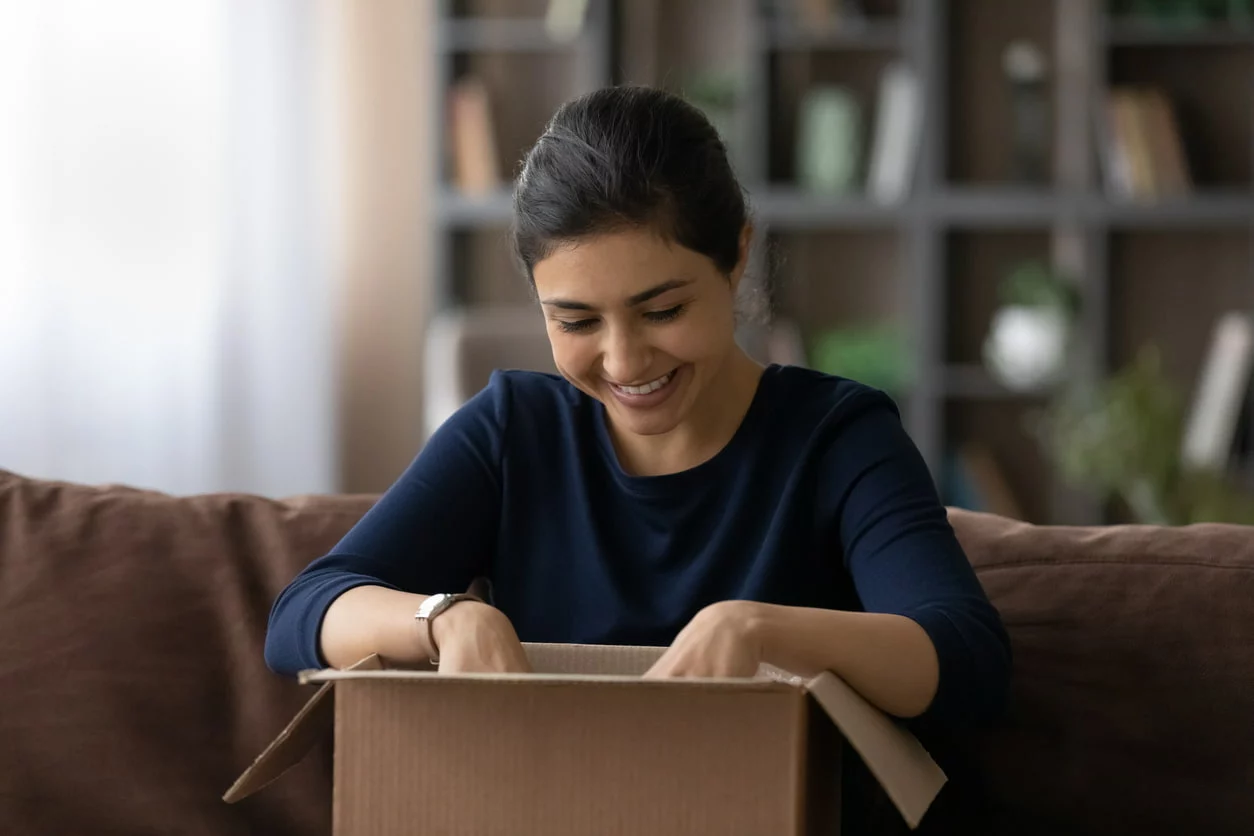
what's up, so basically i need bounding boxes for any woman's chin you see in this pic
[615,411,682,438]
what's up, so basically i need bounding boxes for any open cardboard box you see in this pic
[226,643,945,835]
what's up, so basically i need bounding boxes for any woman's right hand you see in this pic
[431,601,533,675]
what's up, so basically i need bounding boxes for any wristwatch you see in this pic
[415,592,483,665]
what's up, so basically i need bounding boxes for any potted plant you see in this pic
[809,323,912,396]
[1034,345,1254,525]
[982,260,1080,393]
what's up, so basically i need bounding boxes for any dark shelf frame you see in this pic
[430,0,1254,524]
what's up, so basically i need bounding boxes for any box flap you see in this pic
[222,653,383,803]
[804,670,947,829]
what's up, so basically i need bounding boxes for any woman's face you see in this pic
[532,226,747,439]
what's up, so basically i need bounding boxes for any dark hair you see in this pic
[511,85,749,285]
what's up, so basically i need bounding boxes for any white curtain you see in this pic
[0,0,337,497]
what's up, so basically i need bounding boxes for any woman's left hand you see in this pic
[643,600,766,680]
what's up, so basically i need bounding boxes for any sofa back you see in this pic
[949,508,1254,836]
[0,469,374,835]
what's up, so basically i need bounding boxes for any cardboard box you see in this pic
[226,643,945,835]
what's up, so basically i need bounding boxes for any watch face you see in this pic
[418,593,448,619]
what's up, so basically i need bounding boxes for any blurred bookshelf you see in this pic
[440,18,580,52]
[766,16,904,50]
[431,0,1254,525]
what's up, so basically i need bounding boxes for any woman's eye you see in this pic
[557,318,598,334]
[644,304,685,323]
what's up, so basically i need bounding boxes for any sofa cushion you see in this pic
[0,469,374,836]
[949,508,1254,836]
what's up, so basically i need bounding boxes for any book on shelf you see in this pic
[448,76,501,196]
[1181,311,1254,473]
[775,0,869,29]
[866,62,922,204]
[1099,87,1192,202]
[545,0,589,42]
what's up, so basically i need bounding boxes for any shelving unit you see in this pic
[431,0,615,311]
[766,17,904,50]
[1105,19,1254,47]
[431,0,1254,525]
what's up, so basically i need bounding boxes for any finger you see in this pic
[645,656,700,679]
[642,657,677,679]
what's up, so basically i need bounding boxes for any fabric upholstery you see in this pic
[950,508,1254,836]
[0,469,373,835]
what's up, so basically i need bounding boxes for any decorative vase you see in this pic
[796,85,861,194]
[983,304,1070,392]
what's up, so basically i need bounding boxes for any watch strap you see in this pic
[415,592,483,665]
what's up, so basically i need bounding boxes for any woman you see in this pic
[265,86,1010,816]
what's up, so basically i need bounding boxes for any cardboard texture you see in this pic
[223,653,383,803]
[227,643,945,835]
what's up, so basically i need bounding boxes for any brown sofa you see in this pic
[1,467,1251,835]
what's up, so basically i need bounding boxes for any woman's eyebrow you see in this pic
[539,298,594,311]
[626,279,692,307]
[541,278,693,311]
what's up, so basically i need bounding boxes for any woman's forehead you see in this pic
[532,230,714,302]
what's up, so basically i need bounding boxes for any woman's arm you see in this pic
[320,585,528,673]
[319,586,433,669]
[753,604,938,718]
[822,391,1012,726]
[264,374,516,676]
[647,390,1010,727]
[643,600,937,718]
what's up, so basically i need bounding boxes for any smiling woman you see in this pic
[532,228,758,475]
[513,87,763,475]
[264,85,1012,831]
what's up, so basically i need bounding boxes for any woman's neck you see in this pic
[610,349,764,477]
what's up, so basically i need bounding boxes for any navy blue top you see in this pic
[265,364,1010,729]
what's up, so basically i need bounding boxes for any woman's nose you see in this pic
[601,326,653,384]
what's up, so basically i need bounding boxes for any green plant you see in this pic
[1177,469,1254,525]
[683,71,741,112]
[1115,0,1254,24]
[809,324,912,395]
[1034,344,1254,525]
[997,260,1080,315]
[1034,346,1182,522]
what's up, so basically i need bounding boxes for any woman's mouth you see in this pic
[613,371,673,395]
[607,367,681,408]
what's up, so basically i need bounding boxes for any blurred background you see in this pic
[3,0,1254,527]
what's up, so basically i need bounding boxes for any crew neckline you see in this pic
[591,364,781,496]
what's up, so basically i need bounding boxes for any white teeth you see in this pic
[616,371,672,395]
